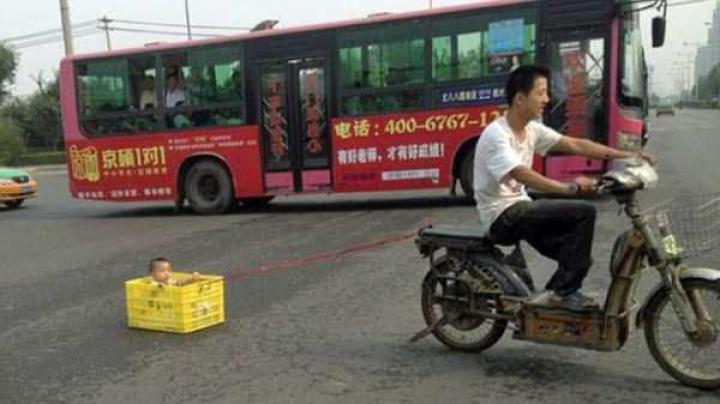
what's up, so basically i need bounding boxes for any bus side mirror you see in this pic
[652,17,666,48]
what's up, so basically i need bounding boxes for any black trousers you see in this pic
[489,199,597,296]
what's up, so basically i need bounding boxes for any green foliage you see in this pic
[0,47,63,156]
[4,73,63,150]
[697,63,720,105]
[0,117,27,166]
[0,44,18,105]
[18,151,66,166]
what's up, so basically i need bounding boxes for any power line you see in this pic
[111,18,251,31]
[106,26,221,38]
[1,18,247,45]
[0,20,96,43]
[12,29,102,49]
[12,29,101,49]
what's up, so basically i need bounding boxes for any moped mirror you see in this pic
[652,17,666,48]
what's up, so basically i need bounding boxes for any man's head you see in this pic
[143,76,155,91]
[149,257,172,284]
[505,65,551,120]
[166,74,179,91]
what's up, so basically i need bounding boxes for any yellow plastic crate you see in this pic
[125,272,225,333]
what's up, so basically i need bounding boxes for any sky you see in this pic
[0,0,717,97]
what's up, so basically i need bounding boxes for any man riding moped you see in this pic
[474,65,653,311]
[412,65,720,390]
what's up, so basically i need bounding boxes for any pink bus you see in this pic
[59,0,663,214]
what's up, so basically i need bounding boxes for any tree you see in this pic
[0,117,26,166]
[0,44,18,105]
[697,63,720,104]
[4,73,63,150]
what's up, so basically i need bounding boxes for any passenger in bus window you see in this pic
[186,67,210,103]
[165,73,186,108]
[139,76,157,110]
[231,70,244,101]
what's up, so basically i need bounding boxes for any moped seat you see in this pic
[416,224,496,253]
[420,224,489,241]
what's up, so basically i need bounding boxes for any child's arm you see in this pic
[174,272,200,286]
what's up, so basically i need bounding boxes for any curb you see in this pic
[23,165,68,175]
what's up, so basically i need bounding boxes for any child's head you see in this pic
[149,257,172,284]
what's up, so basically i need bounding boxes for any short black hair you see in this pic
[148,257,170,273]
[505,65,550,105]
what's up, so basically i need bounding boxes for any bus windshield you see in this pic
[621,15,645,108]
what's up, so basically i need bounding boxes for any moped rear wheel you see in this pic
[645,279,720,389]
[420,259,507,352]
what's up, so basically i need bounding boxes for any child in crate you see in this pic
[149,257,199,286]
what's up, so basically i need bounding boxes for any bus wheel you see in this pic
[459,150,475,200]
[184,160,234,215]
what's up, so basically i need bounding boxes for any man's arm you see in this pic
[508,166,577,195]
[551,137,644,161]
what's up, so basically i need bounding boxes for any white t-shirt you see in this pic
[473,116,562,235]
[166,88,186,108]
[140,90,157,109]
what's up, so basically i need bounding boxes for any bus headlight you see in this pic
[616,132,642,151]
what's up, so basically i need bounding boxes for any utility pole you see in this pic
[99,15,112,50]
[59,0,74,55]
[184,0,192,40]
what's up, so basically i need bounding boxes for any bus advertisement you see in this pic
[59,0,664,214]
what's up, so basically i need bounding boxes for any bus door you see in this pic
[256,58,331,194]
[542,27,608,180]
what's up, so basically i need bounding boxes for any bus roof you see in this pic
[63,0,532,62]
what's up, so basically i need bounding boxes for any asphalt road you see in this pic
[1,109,719,404]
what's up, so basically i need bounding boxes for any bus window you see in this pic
[432,37,452,81]
[621,15,645,108]
[337,21,426,116]
[338,47,362,88]
[161,46,245,129]
[458,32,483,79]
[77,55,157,136]
[430,13,536,82]
[547,37,606,142]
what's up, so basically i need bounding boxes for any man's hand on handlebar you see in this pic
[574,176,598,195]
[565,176,598,196]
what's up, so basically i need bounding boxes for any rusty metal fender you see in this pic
[636,267,720,328]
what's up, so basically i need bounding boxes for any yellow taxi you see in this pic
[0,168,38,209]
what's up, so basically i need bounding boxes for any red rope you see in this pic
[225,218,435,282]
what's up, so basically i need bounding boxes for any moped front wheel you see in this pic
[420,260,507,352]
[645,279,720,389]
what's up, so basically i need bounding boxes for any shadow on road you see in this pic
[95,195,475,218]
[402,343,717,401]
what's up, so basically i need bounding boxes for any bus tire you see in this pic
[184,160,234,215]
[459,150,475,200]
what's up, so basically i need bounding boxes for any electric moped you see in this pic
[412,159,720,389]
